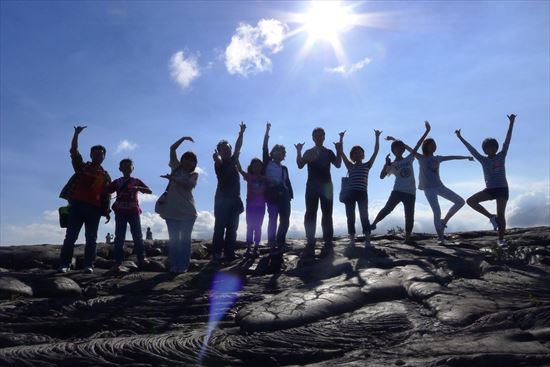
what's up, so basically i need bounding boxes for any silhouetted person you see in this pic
[107,158,151,271]
[105,233,113,244]
[146,227,153,241]
[370,121,431,243]
[337,129,381,251]
[211,122,246,263]
[237,157,266,257]
[263,122,293,267]
[58,126,111,273]
[455,114,517,247]
[156,136,198,273]
[296,127,342,259]
[402,133,473,244]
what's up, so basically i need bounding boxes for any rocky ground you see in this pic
[0,227,549,366]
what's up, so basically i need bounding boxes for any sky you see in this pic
[1,0,549,246]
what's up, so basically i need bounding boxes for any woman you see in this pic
[155,136,198,273]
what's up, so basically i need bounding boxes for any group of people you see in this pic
[57,114,517,274]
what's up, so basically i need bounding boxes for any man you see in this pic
[58,125,111,273]
[296,127,342,259]
[211,122,246,262]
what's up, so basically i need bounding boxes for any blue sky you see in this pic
[1,1,549,245]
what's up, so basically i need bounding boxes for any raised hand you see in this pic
[425,121,431,131]
[385,153,391,163]
[294,142,304,151]
[507,114,517,123]
[266,122,271,131]
[339,130,346,140]
[374,129,382,137]
[385,136,396,141]
[239,121,247,133]
[454,129,461,137]
[74,125,87,134]
[182,136,194,143]
[212,149,220,161]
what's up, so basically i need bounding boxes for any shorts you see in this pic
[482,187,509,200]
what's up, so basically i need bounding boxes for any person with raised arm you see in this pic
[296,127,342,259]
[211,122,246,263]
[370,121,431,243]
[236,156,266,258]
[337,129,381,251]
[58,126,111,273]
[401,128,473,244]
[156,136,198,273]
[107,158,152,272]
[455,114,517,247]
[263,122,293,271]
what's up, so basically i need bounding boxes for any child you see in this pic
[455,114,516,247]
[370,121,431,243]
[237,157,267,257]
[108,159,152,271]
[337,129,381,250]
[402,135,473,244]
[156,136,198,273]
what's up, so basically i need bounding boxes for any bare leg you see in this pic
[439,186,465,227]
[496,197,508,241]
[466,190,494,219]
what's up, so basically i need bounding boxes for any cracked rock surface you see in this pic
[0,227,549,366]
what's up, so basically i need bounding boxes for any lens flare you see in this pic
[198,271,243,362]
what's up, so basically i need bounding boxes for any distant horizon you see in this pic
[1,1,549,246]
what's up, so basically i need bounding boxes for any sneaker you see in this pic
[300,246,315,260]
[349,236,356,247]
[319,245,334,258]
[497,239,507,248]
[437,237,445,245]
[490,216,499,231]
[83,267,94,274]
[57,266,69,274]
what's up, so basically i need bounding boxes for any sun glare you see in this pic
[302,1,353,43]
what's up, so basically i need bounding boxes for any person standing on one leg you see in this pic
[370,121,431,243]
[455,114,516,247]
[58,125,111,274]
[156,136,198,274]
[108,158,152,272]
[263,122,293,270]
[402,135,473,244]
[337,129,381,251]
[212,122,246,263]
[296,127,342,259]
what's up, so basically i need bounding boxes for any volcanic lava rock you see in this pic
[0,227,549,366]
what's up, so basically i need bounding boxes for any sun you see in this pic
[301,1,354,44]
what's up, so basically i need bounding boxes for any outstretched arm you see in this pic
[263,122,271,163]
[233,122,246,157]
[170,136,194,166]
[331,133,343,168]
[412,121,431,152]
[502,114,516,154]
[455,129,483,161]
[380,154,392,179]
[295,143,306,169]
[70,125,86,154]
[337,131,353,170]
[440,155,474,162]
[393,138,423,160]
[367,130,382,167]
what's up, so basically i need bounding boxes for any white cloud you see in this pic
[169,50,201,90]
[138,192,159,204]
[195,166,208,176]
[115,140,138,154]
[225,19,288,76]
[325,57,371,77]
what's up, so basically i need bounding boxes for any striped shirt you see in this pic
[347,162,371,191]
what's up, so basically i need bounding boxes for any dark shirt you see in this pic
[215,155,240,197]
[306,147,336,183]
